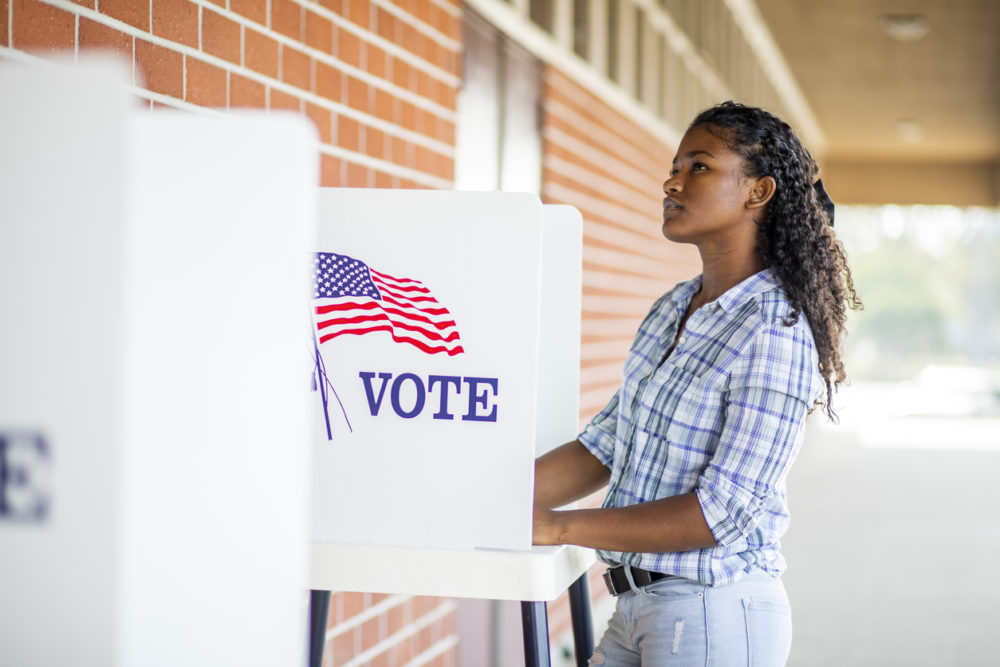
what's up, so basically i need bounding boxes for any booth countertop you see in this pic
[310,542,596,602]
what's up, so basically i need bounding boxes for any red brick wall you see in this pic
[1,1,461,665]
[1,0,459,191]
[539,65,699,643]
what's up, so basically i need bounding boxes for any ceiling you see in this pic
[754,0,1000,206]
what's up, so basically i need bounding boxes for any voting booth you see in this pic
[0,60,316,667]
[307,190,594,667]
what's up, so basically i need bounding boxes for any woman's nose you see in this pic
[663,175,680,195]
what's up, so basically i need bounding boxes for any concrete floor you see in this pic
[782,412,1000,666]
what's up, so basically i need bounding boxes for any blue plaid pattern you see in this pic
[579,269,824,586]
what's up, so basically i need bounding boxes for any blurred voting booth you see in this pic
[307,190,595,667]
[0,61,316,666]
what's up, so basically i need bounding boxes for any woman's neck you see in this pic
[694,247,765,306]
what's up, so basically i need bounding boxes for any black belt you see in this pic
[603,565,673,596]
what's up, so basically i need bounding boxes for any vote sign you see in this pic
[310,190,544,551]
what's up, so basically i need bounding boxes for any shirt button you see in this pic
[678,336,686,344]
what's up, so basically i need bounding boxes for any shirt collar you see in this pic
[671,269,780,315]
[715,268,780,313]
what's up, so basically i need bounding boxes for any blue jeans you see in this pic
[589,570,792,666]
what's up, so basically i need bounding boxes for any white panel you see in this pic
[0,59,315,667]
[535,205,583,455]
[0,58,132,667]
[118,112,316,667]
[311,189,544,551]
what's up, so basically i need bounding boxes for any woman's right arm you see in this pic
[533,439,611,509]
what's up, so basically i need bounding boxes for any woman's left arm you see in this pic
[533,492,717,551]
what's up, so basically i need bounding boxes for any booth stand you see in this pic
[307,544,595,667]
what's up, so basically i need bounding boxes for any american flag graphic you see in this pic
[312,252,465,356]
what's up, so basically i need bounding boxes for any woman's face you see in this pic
[661,124,763,248]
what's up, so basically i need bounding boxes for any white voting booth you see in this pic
[306,191,595,667]
[0,61,316,666]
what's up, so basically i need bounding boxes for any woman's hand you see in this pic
[532,506,564,546]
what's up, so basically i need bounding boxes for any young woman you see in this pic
[532,101,861,666]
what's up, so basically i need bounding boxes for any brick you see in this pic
[305,12,332,53]
[78,17,132,59]
[318,0,342,13]
[371,650,391,667]
[231,0,266,26]
[280,44,311,90]
[366,43,386,78]
[331,627,358,665]
[202,9,240,65]
[374,89,393,122]
[186,57,226,106]
[346,162,368,187]
[229,72,265,107]
[337,115,360,152]
[391,60,409,88]
[101,0,149,31]
[153,0,198,48]
[269,87,301,111]
[400,23,416,54]
[0,0,8,46]
[375,8,395,42]
[400,101,416,132]
[436,154,454,181]
[415,70,431,98]
[136,39,183,98]
[346,76,368,113]
[389,136,406,164]
[366,128,384,159]
[347,0,369,30]
[244,28,278,78]
[436,118,454,145]
[11,0,75,53]
[204,0,224,6]
[360,617,381,650]
[337,29,360,68]
[305,102,333,143]
[374,170,393,188]
[341,592,366,620]
[320,155,343,187]
[271,0,302,40]
[315,62,341,101]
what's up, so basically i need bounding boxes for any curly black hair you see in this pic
[690,101,862,420]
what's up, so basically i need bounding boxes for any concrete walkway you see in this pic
[782,409,1000,666]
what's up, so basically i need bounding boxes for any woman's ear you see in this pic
[746,175,776,210]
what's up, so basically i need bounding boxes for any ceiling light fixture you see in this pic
[879,14,930,42]
[896,120,924,144]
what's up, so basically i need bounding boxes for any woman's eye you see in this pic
[669,169,679,177]
[692,162,708,171]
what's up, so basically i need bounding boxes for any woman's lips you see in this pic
[663,198,683,213]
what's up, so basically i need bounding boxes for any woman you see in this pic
[532,101,861,666]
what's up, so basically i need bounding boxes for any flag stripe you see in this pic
[316,311,462,342]
[318,325,465,356]
[315,301,458,331]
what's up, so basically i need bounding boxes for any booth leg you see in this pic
[520,600,551,667]
[567,574,594,667]
[309,589,331,667]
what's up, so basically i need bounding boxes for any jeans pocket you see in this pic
[643,577,707,599]
[743,597,792,667]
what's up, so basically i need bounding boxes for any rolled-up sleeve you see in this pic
[695,319,819,547]
[577,390,620,468]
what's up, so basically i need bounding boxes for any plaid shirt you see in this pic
[579,269,824,586]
